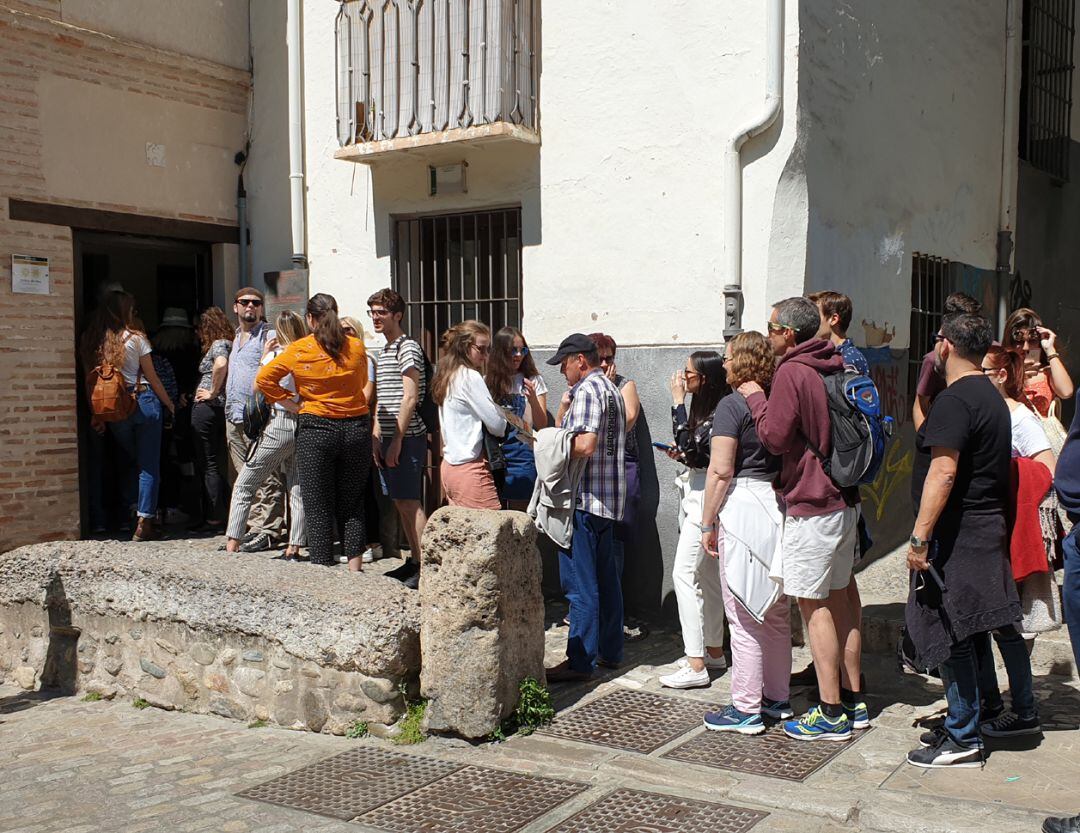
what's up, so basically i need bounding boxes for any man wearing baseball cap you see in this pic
[544,334,627,682]
[224,286,286,551]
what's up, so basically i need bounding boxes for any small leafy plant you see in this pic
[82,691,102,702]
[132,697,150,710]
[393,700,427,745]
[248,719,269,729]
[345,720,369,739]
[487,677,555,742]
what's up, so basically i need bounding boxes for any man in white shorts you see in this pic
[737,296,866,742]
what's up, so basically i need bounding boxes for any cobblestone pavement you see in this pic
[2,618,1078,833]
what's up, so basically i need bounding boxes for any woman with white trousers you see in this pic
[658,351,730,689]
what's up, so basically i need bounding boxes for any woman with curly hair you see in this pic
[486,326,548,509]
[432,320,507,509]
[190,306,234,532]
[79,290,175,540]
[699,331,788,735]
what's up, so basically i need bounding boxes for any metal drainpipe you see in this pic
[237,168,248,284]
[997,0,1021,334]
[287,0,307,269]
[722,0,784,339]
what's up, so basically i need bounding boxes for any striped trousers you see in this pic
[226,410,305,547]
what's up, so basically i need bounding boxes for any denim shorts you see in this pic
[379,434,427,501]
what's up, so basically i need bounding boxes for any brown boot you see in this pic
[133,517,159,542]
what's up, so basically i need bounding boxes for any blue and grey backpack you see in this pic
[807,367,894,488]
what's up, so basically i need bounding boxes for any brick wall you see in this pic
[0,5,250,551]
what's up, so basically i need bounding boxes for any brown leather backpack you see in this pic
[87,360,136,422]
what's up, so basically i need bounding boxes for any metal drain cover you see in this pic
[547,787,768,833]
[357,764,588,832]
[662,724,874,782]
[540,688,716,754]
[236,746,462,820]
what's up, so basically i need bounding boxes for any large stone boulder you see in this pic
[0,540,420,733]
[420,508,545,739]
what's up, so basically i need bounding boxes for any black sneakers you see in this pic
[1044,814,1080,833]
[982,711,1042,737]
[385,559,420,586]
[907,735,983,768]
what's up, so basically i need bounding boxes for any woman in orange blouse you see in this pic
[257,293,371,570]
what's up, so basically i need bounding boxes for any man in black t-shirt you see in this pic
[905,313,1022,770]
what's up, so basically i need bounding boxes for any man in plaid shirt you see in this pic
[545,334,627,682]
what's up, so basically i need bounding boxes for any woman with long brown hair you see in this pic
[432,320,507,509]
[227,310,309,560]
[1002,307,1074,419]
[257,293,371,569]
[79,290,175,541]
[486,326,548,508]
[190,306,234,532]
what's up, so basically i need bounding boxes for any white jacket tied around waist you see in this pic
[720,476,785,622]
[528,427,587,549]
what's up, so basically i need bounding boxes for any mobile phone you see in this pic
[652,442,675,452]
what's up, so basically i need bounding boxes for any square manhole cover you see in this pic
[661,724,874,782]
[546,787,768,833]
[356,764,588,832]
[539,688,716,754]
[236,746,462,820]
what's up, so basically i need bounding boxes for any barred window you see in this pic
[392,208,523,358]
[908,253,952,401]
[1019,0,1076,181]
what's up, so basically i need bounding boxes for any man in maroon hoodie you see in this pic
[737,296,864,742]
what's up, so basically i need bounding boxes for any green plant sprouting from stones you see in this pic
[132,697,150,710]
[345,720,369,739]
[248,719,269,729]
[82,691,102,702]
[488,677,555,742]
[393,700,427,745]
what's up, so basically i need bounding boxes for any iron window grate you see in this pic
[1020,0,1076,181]
[908,252,951,402]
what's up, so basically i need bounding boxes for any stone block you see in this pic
[13,665,37,690]
[419,508,545,739]
[189,643,216,665]
[84,680,117,700]
[233,667,266,697]
[139,658,167,679]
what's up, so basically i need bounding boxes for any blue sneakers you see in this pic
[761,698,794,720]
[783,706,852,741]
[843,700,871,729]
[703,705,766,735]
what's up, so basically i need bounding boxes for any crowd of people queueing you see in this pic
[81,283,1080,784]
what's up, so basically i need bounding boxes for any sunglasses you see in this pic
[472,343,491,354]
[511,347,530,357]
[1012,328,1041,344]
[367,308,392,318]
[343,327,357,337]
[236,298,263,307]
[598,355,615,365]
[767,321,790,334]
[933,333,946,343]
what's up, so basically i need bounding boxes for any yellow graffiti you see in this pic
[860,443,913,521]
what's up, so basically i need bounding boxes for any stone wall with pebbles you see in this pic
[0,541,420,734]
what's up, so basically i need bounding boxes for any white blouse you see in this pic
[439,367,508,465]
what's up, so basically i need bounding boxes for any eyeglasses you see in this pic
[511,347,530,357]
[236,298,263,307]
[1012,328,1040,344]
[767,321,789,334]
[933,333,946,343]
[367,308,391,318]
[685,370,702,378]
[343,327,357,337]
[598,355,615,365]
[981,366,995,373]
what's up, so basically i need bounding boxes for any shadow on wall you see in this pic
[41,573,79,695]
[624,411,665,620]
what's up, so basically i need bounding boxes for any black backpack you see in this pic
[393,338,439,433]
[805,368,893,489]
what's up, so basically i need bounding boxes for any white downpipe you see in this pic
[997,0,1021,332]
[722,0,784,337]
[287,0,307,267]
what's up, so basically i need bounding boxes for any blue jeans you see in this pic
[108,390,163,519]
[1064,525,1080,672]
[559,511,624,673]
[940,635,982,749]
[974,626,1036,720]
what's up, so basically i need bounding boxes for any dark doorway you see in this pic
[73,231,213,538]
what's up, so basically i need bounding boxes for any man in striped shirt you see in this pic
[545,333,627,682]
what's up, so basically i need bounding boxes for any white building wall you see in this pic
[298,0,804,347]
[799,0,1008,350]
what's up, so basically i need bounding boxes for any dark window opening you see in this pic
[1019,0,1076,181]
[908,253,952,402]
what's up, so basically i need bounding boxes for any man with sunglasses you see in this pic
[912,292,981,430]
[905,313,1019,769]
[224,286,287,552]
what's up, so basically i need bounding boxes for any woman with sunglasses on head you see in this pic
[486,327,548,509]
[1003,308,1074,420]
[657,351,730,689]
[257,293,372,569]
[432,321,508,509]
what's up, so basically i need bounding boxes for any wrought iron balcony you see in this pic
[334,0,539,163]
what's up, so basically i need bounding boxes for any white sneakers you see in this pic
[659,664,711,689]
[678,654,727,671]
[362,544,383,564]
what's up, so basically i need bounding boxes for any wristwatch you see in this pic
[909,534,929,550]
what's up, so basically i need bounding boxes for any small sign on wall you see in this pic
[11,254,49,295]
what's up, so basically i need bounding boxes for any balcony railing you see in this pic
[334,0,539,160]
